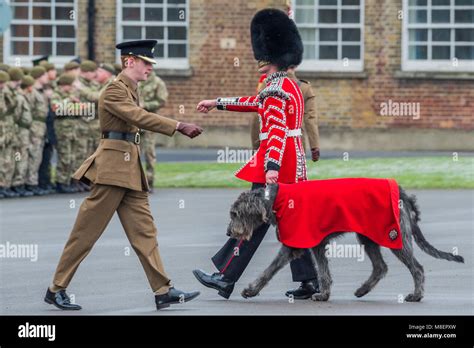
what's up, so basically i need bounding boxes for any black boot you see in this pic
[11,185,34,197]
[56,183,75,194]
[0,188,6,198]
[44,288,82,310]
[25,185,47,196]
[3,187,20,198]
[155,287,200,310]
[285,279,320,300]
[192,269,235,299]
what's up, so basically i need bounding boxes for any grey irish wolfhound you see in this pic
[227,184,464,302]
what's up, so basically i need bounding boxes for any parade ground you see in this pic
[1,187,472,315]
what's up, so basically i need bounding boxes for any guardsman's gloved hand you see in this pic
[177,122,203,139]
[311,148,320,162]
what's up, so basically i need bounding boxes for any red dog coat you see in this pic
[272,178,402,249]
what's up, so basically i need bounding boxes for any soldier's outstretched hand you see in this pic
[177,122,203,138]
[196,99,216,113]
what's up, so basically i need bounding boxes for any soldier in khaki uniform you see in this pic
[0,70,20,198]
[24,66,49,195]
[250,69,321,162]
[51,74,81,193]
[45,40,203,311]
[6,68,33,197]
[138,70,168,191]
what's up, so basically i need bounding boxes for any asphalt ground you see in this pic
[0,188,472,315]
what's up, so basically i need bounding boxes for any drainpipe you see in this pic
[87,0,96,61]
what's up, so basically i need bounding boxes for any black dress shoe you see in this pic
[12,185,34,197]
[44,288,82,310]
[155,287,200,310]
[285,280,320,300]
[192,269,235,299]
[3,188,20,198]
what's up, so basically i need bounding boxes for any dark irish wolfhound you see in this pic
[227,183,464,302]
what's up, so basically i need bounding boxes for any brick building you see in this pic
[1,0,473,150]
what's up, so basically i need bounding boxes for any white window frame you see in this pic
[116,0,189,70]
[292,0,365,72]
[402,0,474,72]
[3,0,78,68]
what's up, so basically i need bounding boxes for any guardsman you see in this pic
[51,74,81,194]
[7,67,34,197]
[24,66,49,195]
[45,40,203,311]
[0,70,20,198]
[138,70,168,191]
[194,9,320,300]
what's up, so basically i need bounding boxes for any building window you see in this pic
[117,0,189,69]
[292,0,365,72]
[402,0,474,72]
[3,0,78,67]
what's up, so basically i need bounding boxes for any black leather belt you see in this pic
[102,131,140,144]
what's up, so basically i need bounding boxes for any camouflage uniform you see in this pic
[11,89,33,188]
[52,86,80,186]
[138,71,168,188]
[75,76,101,168]
[24,86,48,187]
[0,81,18,196]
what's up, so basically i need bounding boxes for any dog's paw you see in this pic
[405,293,423,302]
[241,287,259,299]
[311,292,330,302]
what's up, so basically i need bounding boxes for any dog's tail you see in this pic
[406,193,464,263]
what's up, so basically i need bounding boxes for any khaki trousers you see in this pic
[52,183,170,293]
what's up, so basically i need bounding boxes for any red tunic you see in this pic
[273,178,402,249]
[216,72,306,184]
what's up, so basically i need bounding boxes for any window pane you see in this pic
[123,7,140,20]
[455,29,474,42]
[342,45,360,59]
[455,0,474,5]
[146,26,164,39]
[342,0,360,5]
[123,26,141,39]
[432,45,450,59]
[319,0,337,5]
[32,6,51,19]
[167,7,186,21]
[33,25,52,37]
[296,0,314,4]
[168,0,186,4]
[320,28,337,41]
[409,0,427,5]
[146,0,163,3]
[455,45,474,59]
[34,41,52,55]
[168,44,186,58]
[12,41,29,55]
[13,6,29,19]
[409,45,427,59]
[432,10,450,23]
[341,9,359,23]
[153,43,164,58]
[409,29,428,41]
[432,29,450,41]
[295,9,315,23]
[319,10,337,23]
[145,8,163,21]
[342,28,360,41]
[57,25,75,38]
[432,0,450,5]
[409,10,427,23]
[57,42,75,56]
[455,10,474,23]
[56,6,73,20]
[11,25,29,37]
[319,45,337,59]
[168,26,186,40]
[300,29,316,42]
[124,0,140,3]
[303,44,316,59]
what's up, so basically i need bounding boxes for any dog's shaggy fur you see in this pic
[227,184,464,302]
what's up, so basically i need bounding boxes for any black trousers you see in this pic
[211,183,317,283]
[38,142,54,187]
